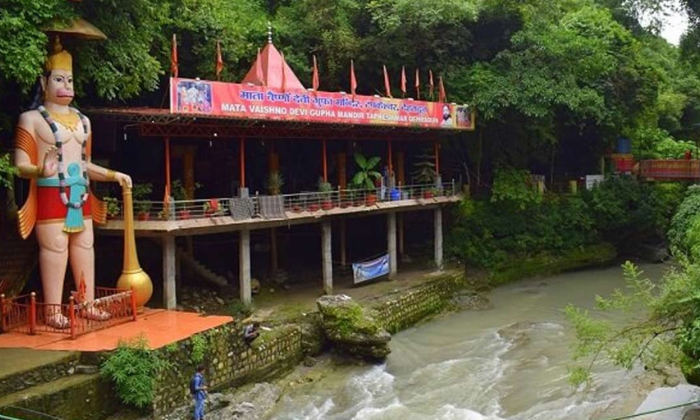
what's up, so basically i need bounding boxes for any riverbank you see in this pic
[0,243,619,420]
[103,269,482,420]
[144,243,619,419]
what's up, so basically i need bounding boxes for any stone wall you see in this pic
[0,374,120,420]
[372,272,466,334]
[0,352,80,397]
[151,323,303,417]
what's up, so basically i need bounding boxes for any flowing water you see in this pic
[268,263,673,420]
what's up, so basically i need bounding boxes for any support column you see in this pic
[388,212,397,279]
[164,137,172,201]
[270,228,278,279]
[240,229,252,306]
[337,152,347,190]
[184,146,196,260]
[398,212,405,257]
[340,219,347,268]
[321,221,333,295]
[322,139,328,182]
[434,140,440,180]
[388,140,393,187]
[434,207,444,271]
[397,151,405,187]
[240,137,246,189]
[183,146,196,199]
[163,235,177,310]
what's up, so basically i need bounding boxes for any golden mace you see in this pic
[116,186,153,308]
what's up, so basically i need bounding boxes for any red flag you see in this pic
[281,51,287,92]
[215,40,224,80]
[429,70,435,100]
[170,34,178,78]
[400,66,406,97]
[415,68,420,100]
[439,76,446,103]
[350,59,357,98]
[255,48,265,86]
[312,55,320,92]
[383,65,392,98]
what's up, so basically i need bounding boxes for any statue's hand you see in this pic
[115,172,132,189]
[42,147,59,177]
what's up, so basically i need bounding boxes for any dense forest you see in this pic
[2,0,700,181]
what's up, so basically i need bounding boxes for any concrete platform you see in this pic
[0,309,233,352]
[97,195,461,237]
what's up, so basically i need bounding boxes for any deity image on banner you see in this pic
[13,36,133,329]
[455,105,473,129]
[177,80,213,113]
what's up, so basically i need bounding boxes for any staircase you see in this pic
[176,246,228,288]
[0,350,118,420]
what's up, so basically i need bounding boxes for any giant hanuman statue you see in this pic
[14,37,132,329]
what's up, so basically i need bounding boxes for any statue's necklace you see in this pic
[45,109,80,132]
[38,105,89,209]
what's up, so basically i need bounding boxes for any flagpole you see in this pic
[215,40,223,81]
[171,34,178,79]
[312,55,320,96]
[400,66,406,98]
[415,68,420,100]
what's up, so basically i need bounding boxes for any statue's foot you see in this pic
[46,313,70,329]
[81,307,111,321]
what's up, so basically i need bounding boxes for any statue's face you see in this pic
[42,69,74,106]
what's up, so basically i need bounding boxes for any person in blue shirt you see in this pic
[191,365,208,420]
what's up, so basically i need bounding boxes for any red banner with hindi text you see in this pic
[170,78,474,131]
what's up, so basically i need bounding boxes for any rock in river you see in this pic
[316,294,391,360]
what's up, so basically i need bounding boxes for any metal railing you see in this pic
[107,180,458,222]
[0,288,137,339]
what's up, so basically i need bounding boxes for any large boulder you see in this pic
[316,295,391,360]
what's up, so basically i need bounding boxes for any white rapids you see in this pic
[268,263,671,420]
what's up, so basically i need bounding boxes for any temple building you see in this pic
[84,32,473,309]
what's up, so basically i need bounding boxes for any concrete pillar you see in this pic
[321,221,333,295]
[270,228,278,279]
[176,248,182,292]
[163,235,177,310]
[340,219,347,268]
[388,212,397,279]
[435,207,444,271]
[239,229,252,305]
[398,212,405,257]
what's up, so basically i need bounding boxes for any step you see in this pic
[0,349,80,397]
[0,373,120,420]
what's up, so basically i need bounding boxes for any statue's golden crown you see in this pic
[45,37,72,72]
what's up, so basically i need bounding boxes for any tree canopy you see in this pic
[1,0,700,181]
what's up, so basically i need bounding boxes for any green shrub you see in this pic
[190,334,208,365]
[447,174,680,270]
[0,153,17,189]
[669,185,700,260]
[490,167,542,208]
[101,337,171,410]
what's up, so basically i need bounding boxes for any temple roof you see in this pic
[241,41,305,91]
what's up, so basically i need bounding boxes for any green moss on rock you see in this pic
[317,295,391,360]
